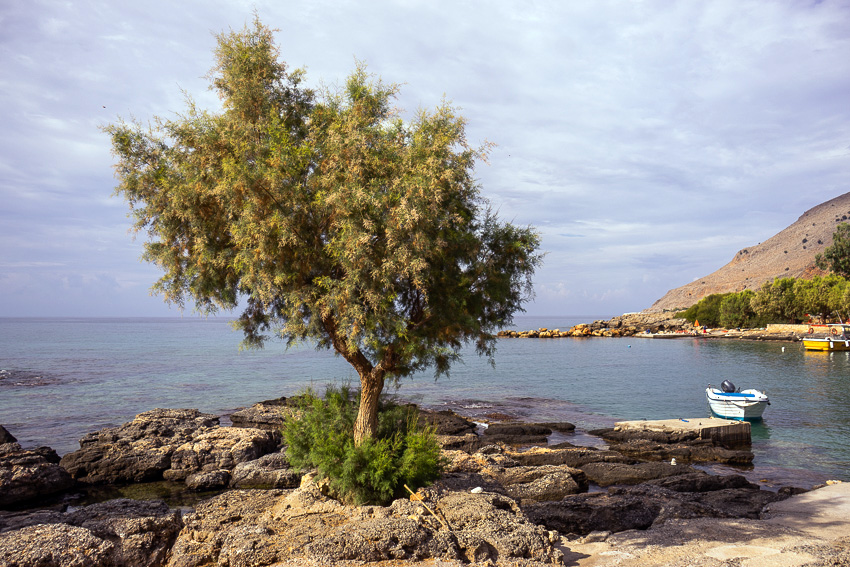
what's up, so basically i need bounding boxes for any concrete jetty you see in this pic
[614,417,751,446]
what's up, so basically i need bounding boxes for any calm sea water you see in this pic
[1,316,848,489]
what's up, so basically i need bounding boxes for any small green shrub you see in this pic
[283,384,445,505]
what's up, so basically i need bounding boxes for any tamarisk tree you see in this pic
[105,19,542,445]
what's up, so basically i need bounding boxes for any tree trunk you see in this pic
[353,370,385,446]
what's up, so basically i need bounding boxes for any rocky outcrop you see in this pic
[580,461,695,487]
[419,409,478,436]
[590,426,755,465]
[498,315,692,338]
[229,451,301,489]
[228,397,297,431]
[524,479,789,536]
[0,498,182,567]
[0,425,15,444]
[0,442,74,508]
[649,192,850,312]
[59,409,278,486]
[165,481,564,566]
[163,427,278,482]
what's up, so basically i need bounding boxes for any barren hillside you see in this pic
[647,192,850,312]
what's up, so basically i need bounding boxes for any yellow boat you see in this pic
[802,324,850,352]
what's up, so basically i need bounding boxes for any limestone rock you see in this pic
[580,461,696,487]
[229,397,297,431]
[492,465,589,503]
[60,408,220,484]
[229,451,301,489]
[0,524,115,567]
[0,498,182,567]
[185,469,231,491]
[0,444,74,508]
[419,409,477,436]
[507,446,629,468]
[167,482,564,566]
[163,426,279,482]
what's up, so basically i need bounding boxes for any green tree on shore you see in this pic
[816,223,850,278]
[104,18,542,446]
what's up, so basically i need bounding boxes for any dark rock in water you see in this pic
[580,461,696,487]
[482,434,550,446]
[418,409,477,436]
[0,443,74,508]
[0,425,16,445]
[538,421,577,433]
[229,451,301,489]
[229,397,297,431]
[59,408,278,487]
[0,498,182,567]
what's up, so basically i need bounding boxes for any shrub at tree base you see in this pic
[283,385,444,506]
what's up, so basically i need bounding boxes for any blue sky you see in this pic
[1,0,849,318]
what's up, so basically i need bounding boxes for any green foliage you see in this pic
[678,293,725,326]
[284,385,444,506]
[678,275,850,327]
[817,223,850,278]
[718,290,768,328]
[105,17,542,444]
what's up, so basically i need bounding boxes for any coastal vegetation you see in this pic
[678,274,850,327]
[105,15,539,501]
[816,222,850,278]
[283,385,443,505]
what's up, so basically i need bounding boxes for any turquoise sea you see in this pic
[1,316,849,489]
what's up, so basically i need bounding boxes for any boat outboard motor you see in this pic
[721,380,736,393]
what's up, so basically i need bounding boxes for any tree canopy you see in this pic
[816,222,850,278]
[105,18,542,444]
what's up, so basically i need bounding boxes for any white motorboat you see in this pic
[706,380,769,421]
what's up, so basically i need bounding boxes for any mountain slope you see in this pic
[647,192,850,312]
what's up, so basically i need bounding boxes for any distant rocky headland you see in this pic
[649,192,850,312]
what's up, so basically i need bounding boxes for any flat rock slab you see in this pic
[614,418,751,446]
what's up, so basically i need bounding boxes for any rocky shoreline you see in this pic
[499,311,808,342]
[1,401,846,566]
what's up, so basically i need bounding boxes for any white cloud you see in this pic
[1,0,849,317]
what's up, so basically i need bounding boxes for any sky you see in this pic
[1,0,849,319]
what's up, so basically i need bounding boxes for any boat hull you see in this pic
[803,338,850,352]
[706,388,769,421]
